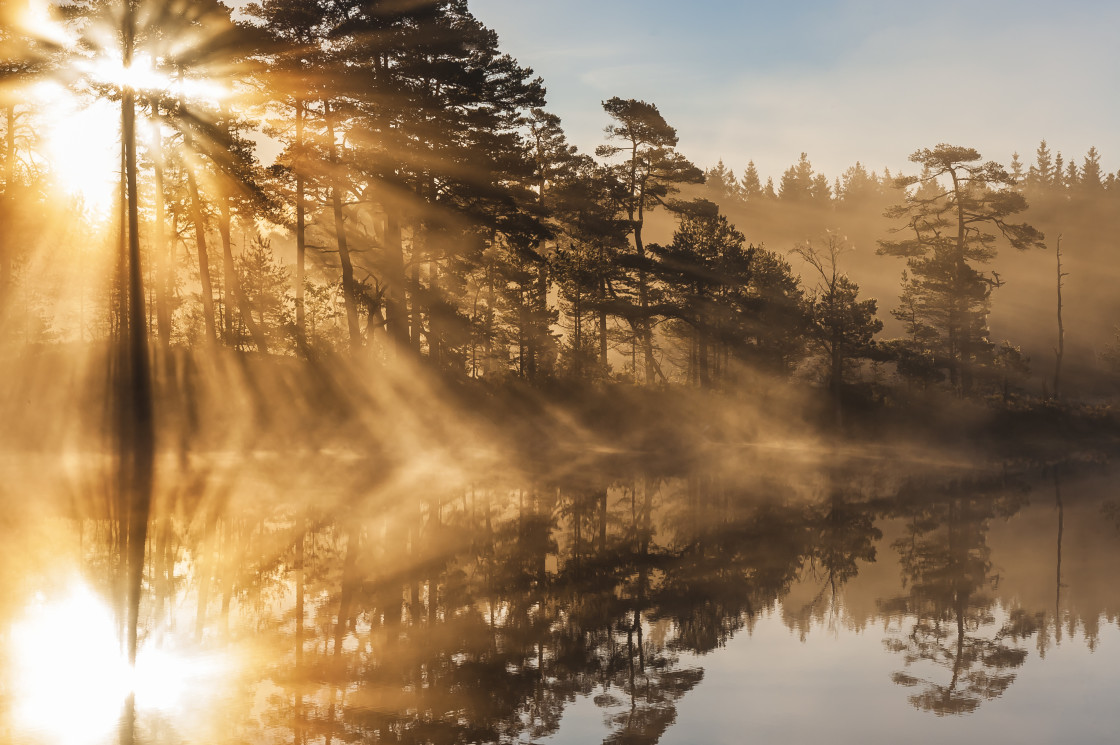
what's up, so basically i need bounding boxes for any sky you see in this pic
[469,0,1120,184]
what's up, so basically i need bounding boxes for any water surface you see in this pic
[2,448,1118,744]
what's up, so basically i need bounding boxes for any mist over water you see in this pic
[3,1,1120,744]
[5,432,1120,744]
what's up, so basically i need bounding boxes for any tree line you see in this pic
[1,0,1117,406]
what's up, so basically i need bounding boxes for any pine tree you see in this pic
[1027,140,1054,193]
[838,161,877,204]
[1080,146,1104,191]
[779,153,815,201]
[236,234,291,350]
[740,161,764,201]
[652,201,806,382]
[705,159,739,204]
[597,96,702,383]
[879,145,1044,395]
[550,156,627,378]
[1008,152,1025,189]
[1064,159,1079,191]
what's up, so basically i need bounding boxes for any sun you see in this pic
[12,2,238,219]
[30,81,122,217]
[32,52,177,217]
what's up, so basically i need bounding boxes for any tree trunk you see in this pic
[410,241,423,353]
[532,258,548,379]
[1,104,16,315]
[219,195,269,352]
[120,8,155,668]
[294,98,307,345]
[383,211,410,349]
[149,97,172,352]
[599,277,608,372]
[1053,235,1065,400]
[322,99,362,352]
[428,248,442,367]
[633,212,656,383]
[181,108,218,344]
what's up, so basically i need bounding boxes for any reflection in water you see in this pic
[6,579,230,745]
[880,477,1040,715]
[2,455,1120,743]
[9,583,126,745]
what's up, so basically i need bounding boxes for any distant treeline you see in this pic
[1,0,1118,408]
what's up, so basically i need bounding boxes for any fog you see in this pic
[2,2,1120,744]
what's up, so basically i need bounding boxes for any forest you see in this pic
[2,0,1119,459]
[5,3,1120,744]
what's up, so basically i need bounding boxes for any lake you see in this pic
[2,446,1118,744]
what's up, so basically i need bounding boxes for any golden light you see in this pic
[6,579,231,745]
[15,0,73,46]
[30,52,177,217]
[9,0,241,220]
[30,81,121,217]
[79,51,171,94]
[9,583,127,745]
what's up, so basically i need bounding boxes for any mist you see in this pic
[2,1,1120,744]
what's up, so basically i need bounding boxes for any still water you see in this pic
[1,447,1118,744]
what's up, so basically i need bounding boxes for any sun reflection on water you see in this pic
[7,580,229,745]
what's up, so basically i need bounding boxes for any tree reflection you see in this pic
[13,455,1120,744]
[143,460,831,744]
[785,469,882,631]
[881,477,1042,715]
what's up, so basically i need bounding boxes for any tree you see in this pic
[836,161,880,206]
[793,233,882,412]
[740,161,764,202]
[652,201,807,382]
[517,107,579,380]
[1052,235,1067,399]
[778,152,814,201]
[878,145,1044,395]
[704,159,739,204]
[1063,158,1079,192]
[551,154,627,379]
[649,200,748,387]
[597,96,703,383]
[1026,139,1054,194]
[347,0,546,370]
[237,234,291,350]
[1008,152,1025,189]
[0,1,56,313]
[245,0,327,347]
[1053,151,1066,190]
[1080,146,1104,192]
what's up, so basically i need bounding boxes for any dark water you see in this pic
[2,448,1119,744]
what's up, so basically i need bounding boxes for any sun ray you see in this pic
[29,80,121,217]
[15,0,73,46]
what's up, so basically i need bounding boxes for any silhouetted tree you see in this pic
[794,233,882,411]
[879,145,1044,395]
[597,96,703,382]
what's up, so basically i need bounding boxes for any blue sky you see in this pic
[470,0,1120,183]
